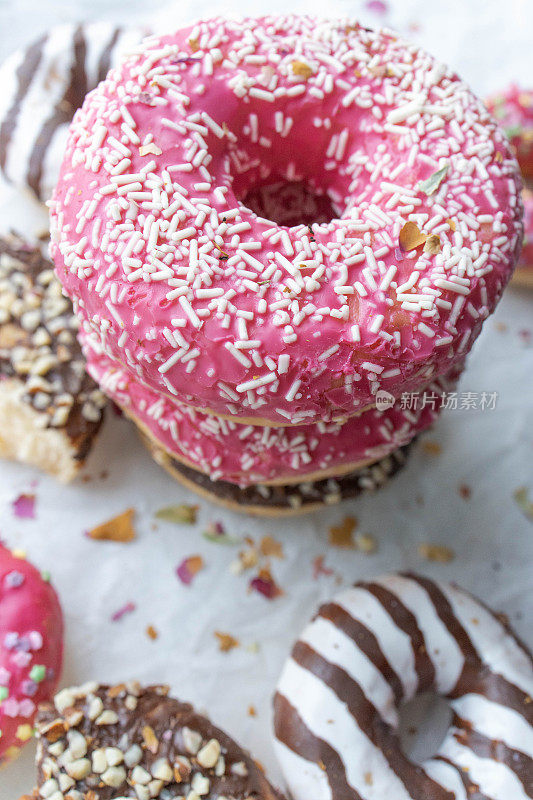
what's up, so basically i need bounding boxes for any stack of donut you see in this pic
[486,86,533,288]
[43,15,523,513]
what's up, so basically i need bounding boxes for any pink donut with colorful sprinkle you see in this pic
[83,334,461,485]
[487,86,533,285]
[51,16,523,425]
[486,85,533,179]
[0,545,63,766]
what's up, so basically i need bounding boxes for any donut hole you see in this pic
[398,691,452,764]
[240,177,339,227]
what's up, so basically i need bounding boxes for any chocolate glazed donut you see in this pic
[25,683,284,799]
[273,573,533,800]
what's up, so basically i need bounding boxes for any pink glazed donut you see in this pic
[83,333,460,486]
[486,86,533,179]
[51,16,523,425]
[0,545,63,766]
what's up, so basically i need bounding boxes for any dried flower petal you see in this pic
[418,164,449,196]
[12,493,36,519]
[328,516,357,548]
[399,221,427,252]
[146,625,158,640]
[418,543,455,563]
[155,504,198,525]
[214,631,240,652]
[312,555,334,580]
[249,568,283,600]
[514,487,533,521]
[259,536,284,559]
[423,234,441,255]
[203,521,240,545]
[87,508,136,542]
[176,555,205,585]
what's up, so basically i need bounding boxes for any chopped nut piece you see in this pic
[65,758,91,780]
[142,725,159,754]
[182,727,203,755]
[196,738,221,769]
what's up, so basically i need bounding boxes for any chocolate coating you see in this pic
[27,683,284,800]
[0,234,106,455]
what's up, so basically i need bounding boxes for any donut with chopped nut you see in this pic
[50,16,523,426]
[0,23,145,202]
[0,545,63,767]
[0,234,106,481]
[24,682,284,799]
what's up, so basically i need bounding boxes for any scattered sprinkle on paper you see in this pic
[259,536,284,559]
[176,555,205,585]
[328,516,357,548]
[111,602,136,622]
[87,508,136,542]
[249,567,283,600]
[399,221,427,252]
[214,631,240,652]
[146,625,158,640]
[12,493,36,520]
[203,520,240,545]
[418,543,455,563]
[418,164,449,196]
[155,504,198,525]
[514,487,533,521]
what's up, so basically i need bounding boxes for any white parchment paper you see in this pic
[1,0,532,796]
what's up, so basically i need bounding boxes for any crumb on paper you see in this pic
[459,483,472,500]
[214,631,240,652]
[176,555,205,585]
[421,440,443,456]
[418,543,455,563]
[259,536,284,559]
[514,487,533,521]
[87,508,136,542]
[248,705,257,717]
[146,625,158,640]
[355,533,378,554]
[328,516,357,548]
